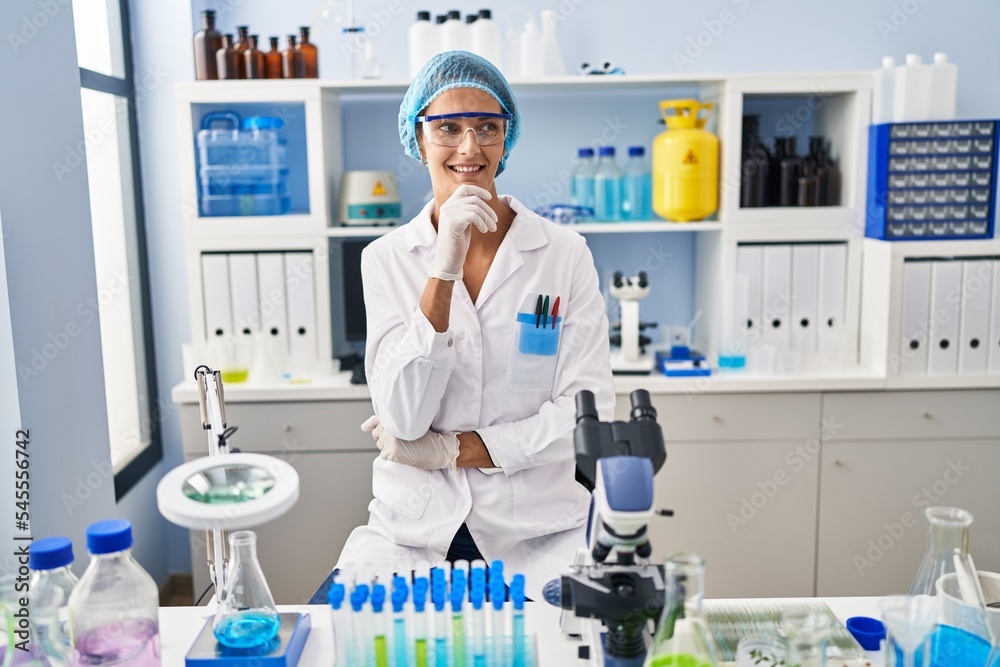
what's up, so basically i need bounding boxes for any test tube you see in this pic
[412,577,430,667]
[431,569,449,667]
[510,575,527,667]
[392,576,410,667]
[354,584,372,667]
[470,579,487,667]
[328,582,347,665]
[451,569,468,667]
[371,582,389,667]
[489,561,506,667]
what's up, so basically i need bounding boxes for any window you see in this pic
[75,0,161,498]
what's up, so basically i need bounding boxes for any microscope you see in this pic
[609,271,657,374]
[543,389,671,667]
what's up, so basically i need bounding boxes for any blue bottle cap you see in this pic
[450,571,467,612]
[598,146,615,157]
[628,146,645,157]
[471,566,487,590]
[470,584,485,610]
[413,578,429,613]
[578,147,595,158]
[29,537,74,570]
[490,583,505,611]
[371,582,386,613]
[510,574,526,611]
[328,582,346,609]
[355,583,371,604]
[846,616,885,651]
[86,519,132,555]
[432,582,447,612]
[350,589,365,613]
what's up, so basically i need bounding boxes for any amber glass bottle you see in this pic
[216,34,239,80]
[193,10,222,80]
[265,37,283,78]
[244,35,265,79]
[297,27,319,78]
[283,35,304,78]
[235,26,250,79]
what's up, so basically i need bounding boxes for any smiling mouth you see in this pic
[450,165,485,173]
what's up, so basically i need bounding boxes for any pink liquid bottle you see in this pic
[68,520,161,666]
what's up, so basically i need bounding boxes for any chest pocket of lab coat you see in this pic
[371,458,433,521]
[507,313,562,392]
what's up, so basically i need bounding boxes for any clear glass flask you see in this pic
[908,507,973,597]
[213,531,281,649]
[782,608,831,667]
[645,553,720,667]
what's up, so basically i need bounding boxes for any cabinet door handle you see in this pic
[712,415,723,424]
[834,459,845,468]
[283,424,292,433]
[923,412,933,421]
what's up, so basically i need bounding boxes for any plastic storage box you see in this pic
[866,120,998,240]
[196,112,290,217]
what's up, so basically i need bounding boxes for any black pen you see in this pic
[534,294,544,328]
[542,295,549,328]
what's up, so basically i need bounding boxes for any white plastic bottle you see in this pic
[470,9,503,70]
[505,25,522,78]
[407,11,435,78]
[440,10,469,53]
[68,520,161,666]
[539,10,567,76]
[872,56,895,125]
[929,52,958,120]
[594,146,623,221]
[893,53,933,122]
[519,17,543,77]
[29,536,80,650]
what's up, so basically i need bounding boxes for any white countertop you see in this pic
[159,597,884,665]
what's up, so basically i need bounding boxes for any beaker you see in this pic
[213,531,280,649]
[644,553,720,667]
[782,608,831,667]
[908,506,973,597]
[880,595,937,667]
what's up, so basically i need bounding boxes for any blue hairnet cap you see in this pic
[399,50,521,176]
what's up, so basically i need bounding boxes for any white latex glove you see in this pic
[360,416,460,471]
[428,184,499,281]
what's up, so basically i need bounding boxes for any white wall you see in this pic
[132,0,1000,576]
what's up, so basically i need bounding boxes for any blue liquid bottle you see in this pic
[594,146,622,221]
[622,146,652,220]
[571,147,596,212]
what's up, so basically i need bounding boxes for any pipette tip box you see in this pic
[185,612,311,666]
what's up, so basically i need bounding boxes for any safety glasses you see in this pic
[414,112,511,147]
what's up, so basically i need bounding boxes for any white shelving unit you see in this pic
[174,71,1000,391]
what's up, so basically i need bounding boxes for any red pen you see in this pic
[550,296,560,328]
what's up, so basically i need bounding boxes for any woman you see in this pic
[330,51,614,602]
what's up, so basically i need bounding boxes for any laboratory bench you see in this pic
[171,377,1000,606]
[158,596,884,665]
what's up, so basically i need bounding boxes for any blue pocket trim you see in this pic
[516,313,562,356]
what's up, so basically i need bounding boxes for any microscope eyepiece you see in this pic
[629,389,656,422]
[613,271,623,288]
[637,271,648,288]
[576,390,599,423]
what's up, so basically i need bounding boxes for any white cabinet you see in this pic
[816,390,1000,597]
[615,393,822,598]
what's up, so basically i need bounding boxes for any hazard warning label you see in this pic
[372,180,387,196]
[682,149,699,165]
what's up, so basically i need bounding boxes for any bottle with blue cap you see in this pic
[571,147,597,212]
[594,146,623,221]
[623,146,652,220]
[29,536,79,649]
[67,519,161,666]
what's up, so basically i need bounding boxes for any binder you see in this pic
[761,244,792,350]
[818,244,848,353]
[791,245,820,353]
[256,253,289,354]
[899,261,932,376]
[927,260,962,375]
[958,259,992,375]
[201,253,232,342]
[736,245,764,345]
[990,260,1000,374]
[228,253,260,336]
[284,252,317,359]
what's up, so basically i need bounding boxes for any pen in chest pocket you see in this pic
[550,296,560,329]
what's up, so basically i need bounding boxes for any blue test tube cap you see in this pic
[393,575,409,598]
[510,574,526,611]
[470,583,486,610]
[371,582,387,613]
[328,582,346,610]
[413,577,429,613]
[432,583,447,612]
[356,583,371,603]
[450,570,467,612]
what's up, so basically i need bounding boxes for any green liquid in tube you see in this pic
[453,615,466,667]
[649,653,715,667]
[415,638,428,667]
[375,634,389,667]
[221,368,249,383]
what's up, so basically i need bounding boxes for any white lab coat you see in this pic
[336,195,615,600]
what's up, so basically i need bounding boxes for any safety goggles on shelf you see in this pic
[414,112,511,147]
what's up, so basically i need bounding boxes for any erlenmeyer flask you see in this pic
[645,553,720,667]
[213,531,280,649]
[908,506,973,597]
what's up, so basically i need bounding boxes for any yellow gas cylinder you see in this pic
[652,99,719,222]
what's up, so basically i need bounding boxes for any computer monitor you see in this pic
[329,236,378,355]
